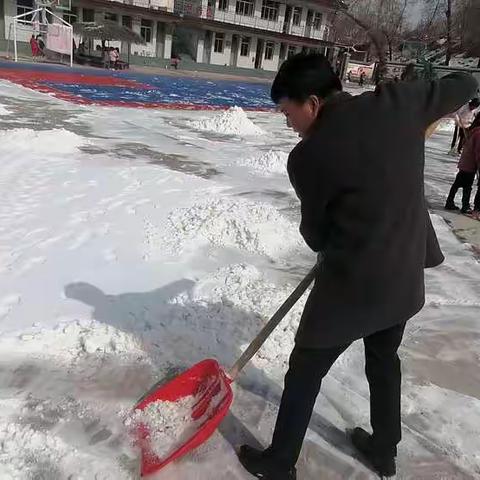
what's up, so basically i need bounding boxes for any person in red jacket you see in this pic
[29,34,39,58]
[445,113,480,214]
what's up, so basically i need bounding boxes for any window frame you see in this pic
[214,32,225,53]
[140,19,153,43]
[63,6,78,25]
[313,12,323,30]
[235,0,255,17]
[264,41,275,60]
[261,0,279,21]
[82,8,95,22]
[292,6,302,26]
[16,0,34,21]
[240,36,250,56]
[218,0,228,11]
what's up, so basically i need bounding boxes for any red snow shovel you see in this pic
[132,264,318,476]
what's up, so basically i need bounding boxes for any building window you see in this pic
[240,36,250,56]
[16,0,34,20]
[105,12,118,22]
[292,6,302,26]
[313,12,323,30]
[235,0,254,16]
[63,7,77,24]
[82,8,94,22]
[214,32,224,53]
[264,41,274,60]
[141,19,153,43]
[218,0,228,11]
[122,15,132,29]
[261,0,279,21]
[287,45,296,58]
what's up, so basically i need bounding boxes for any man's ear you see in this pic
[308,95,324,117]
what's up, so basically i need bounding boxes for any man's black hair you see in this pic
[271,53,343,104]
[469,97,480,109]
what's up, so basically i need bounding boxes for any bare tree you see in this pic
[332,0,411,62]
[445,0,452,64]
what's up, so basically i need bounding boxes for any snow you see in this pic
[162,197,303,258]
[236,149,289,175]
[0,128,85,156]
[0,78,479,479]
[128,396,197,460]
[188,106,265,136]
[0,104,10,115]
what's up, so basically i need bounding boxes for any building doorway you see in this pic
[254,39,264,69]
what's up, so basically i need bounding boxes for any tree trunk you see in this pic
[445,0,452,66]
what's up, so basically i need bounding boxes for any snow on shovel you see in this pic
[129,265,318,476]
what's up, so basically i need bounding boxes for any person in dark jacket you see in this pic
[237,54,478,480]
[445,113,480,214]
[400,62,418,82]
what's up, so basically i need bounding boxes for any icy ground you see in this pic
[0,80,479,479]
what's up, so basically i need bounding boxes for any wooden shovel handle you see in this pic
[228,264,318,382]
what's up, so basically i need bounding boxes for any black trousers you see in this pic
[266,322,406,469]
[451,125,466,153]
[446,170,476,210]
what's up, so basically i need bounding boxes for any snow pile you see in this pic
[171,264,307,370]
[0,128,85,155]
[163,197,302,257]
[189,106,265,136]
[0,104,10,115]
[14,319,146,361]
[0,421,132,480]
[237,149,289,175]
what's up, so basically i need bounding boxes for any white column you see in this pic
[164,25,173,59]
[278,3,286,30]
[224,31,232,65]
[196,34,205,63]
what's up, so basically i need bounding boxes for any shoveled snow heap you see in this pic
[162,197,302,257]
[127,396,197,460]
[127,378,229,461]
[237,149,289,175]
[188,106,265,136]
[0,128,85,155]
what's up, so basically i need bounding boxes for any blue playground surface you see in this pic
[0,60,274,110]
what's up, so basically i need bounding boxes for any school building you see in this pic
[0,0,345,72]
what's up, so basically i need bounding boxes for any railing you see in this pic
[106,0,332,42]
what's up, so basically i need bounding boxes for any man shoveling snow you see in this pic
[237,54,478,479]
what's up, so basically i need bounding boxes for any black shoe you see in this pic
[461,207,473,215]
[445,203,460,211]
[237,445,296,480]
[350,427,396,478]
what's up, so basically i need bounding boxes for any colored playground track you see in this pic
[0,60,274,110]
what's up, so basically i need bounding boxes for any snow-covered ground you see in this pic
[0,80,479,479]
